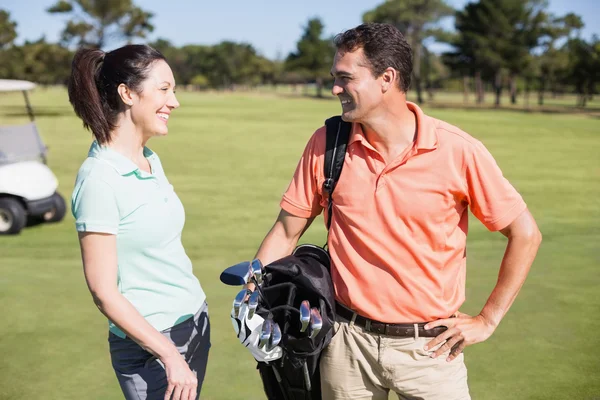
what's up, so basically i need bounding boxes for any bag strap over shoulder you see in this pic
[323,116,352,232]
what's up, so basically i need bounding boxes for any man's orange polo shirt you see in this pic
[281,102,527,323]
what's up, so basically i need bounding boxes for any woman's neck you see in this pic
[106,118,150,171]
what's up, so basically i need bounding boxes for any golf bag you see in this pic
[256,116,351,400]
[256,245,334,400]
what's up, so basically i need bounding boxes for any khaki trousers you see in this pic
[320,319,470,400]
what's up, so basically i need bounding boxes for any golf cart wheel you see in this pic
[0,197,27,235]
[43,193,67,223]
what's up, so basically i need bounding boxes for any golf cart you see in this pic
[0,79,66,235]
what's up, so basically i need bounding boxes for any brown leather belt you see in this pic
[335,302,447,338]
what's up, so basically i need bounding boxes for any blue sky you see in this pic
[1,0,598,59]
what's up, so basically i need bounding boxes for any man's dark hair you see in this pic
[334,23,413,92]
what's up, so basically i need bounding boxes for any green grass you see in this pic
[0,88,599,400]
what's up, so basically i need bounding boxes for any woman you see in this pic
[69,44,209,400]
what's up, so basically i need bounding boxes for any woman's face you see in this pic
[129,60,180,138]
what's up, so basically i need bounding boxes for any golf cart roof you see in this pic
[0,79,46,164]
[0,79,36,92]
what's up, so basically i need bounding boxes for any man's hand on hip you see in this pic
[423,311,496,362]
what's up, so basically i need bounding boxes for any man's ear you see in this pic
[117,84,134,106]
[381,67,398,93]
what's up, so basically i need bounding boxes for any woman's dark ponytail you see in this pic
[67,48,112,144]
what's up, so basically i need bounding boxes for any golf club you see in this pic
[221,260,272,309]
[259,318,273,349]
[302,362,312,391]
[309,307,322,339]
[220,261,252,286]
[267,322,282,351]
[299,300,310,332]
[233,288,248,318]
[247,290,260,319]
[250,258,263,284]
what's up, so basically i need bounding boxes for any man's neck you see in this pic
[360,99,417,164]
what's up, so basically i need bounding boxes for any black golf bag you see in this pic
[256,115,351,399]
[255,244,336,400]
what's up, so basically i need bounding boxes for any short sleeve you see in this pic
[280,128,326,218]
[465,141,527,231]
[71,177,120,234]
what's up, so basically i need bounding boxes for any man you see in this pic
[252,23,542,400]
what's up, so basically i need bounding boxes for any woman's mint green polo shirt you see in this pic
[71,141,206,338]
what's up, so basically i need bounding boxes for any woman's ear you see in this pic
[117,84,134,106]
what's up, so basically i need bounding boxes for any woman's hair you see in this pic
[67,44,166,144]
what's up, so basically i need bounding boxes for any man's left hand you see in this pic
[423,311,496,362]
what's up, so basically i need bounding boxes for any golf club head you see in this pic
[309,307,323,339]
[247,290,260,319]
[220,261,252,286]
[259,319,273,349]
[267,323,282,351]
[233,289,248,318]
[299,300,311,333]
[250,259,263,285]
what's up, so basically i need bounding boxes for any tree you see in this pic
[0,9,17,49]
[562,12,584,39]
[254,56,280,86]
[449,0,547,106]
[1,38,73,84]
[422,47,449,101]
[535,12,582,105]
[209,41,266,88]
[363,0,454,104]
[190,74,209,90]
[149,38,191,84]
[148,40,279,89]
[443,3,495,104]
[285,18,334,98]
[563,37,600,107]
[47,0,154,48]
[506,0,547,104]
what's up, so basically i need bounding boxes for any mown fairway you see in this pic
[0,88,598,399]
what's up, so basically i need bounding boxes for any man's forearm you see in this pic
[480,230,542,328]
[244,211,312,292]
[254,223,301,266]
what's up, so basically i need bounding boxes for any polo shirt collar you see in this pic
[348,101,438,151]
[409,101,438,150]
[88,141,156,176]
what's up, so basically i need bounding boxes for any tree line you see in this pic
[0,0,598,107]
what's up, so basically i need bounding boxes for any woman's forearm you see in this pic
[92,289,179,360]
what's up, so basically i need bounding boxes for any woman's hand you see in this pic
[162,352,198,400]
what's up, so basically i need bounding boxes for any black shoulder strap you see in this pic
[323,116,351,232]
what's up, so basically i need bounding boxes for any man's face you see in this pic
[330,48,383,123]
